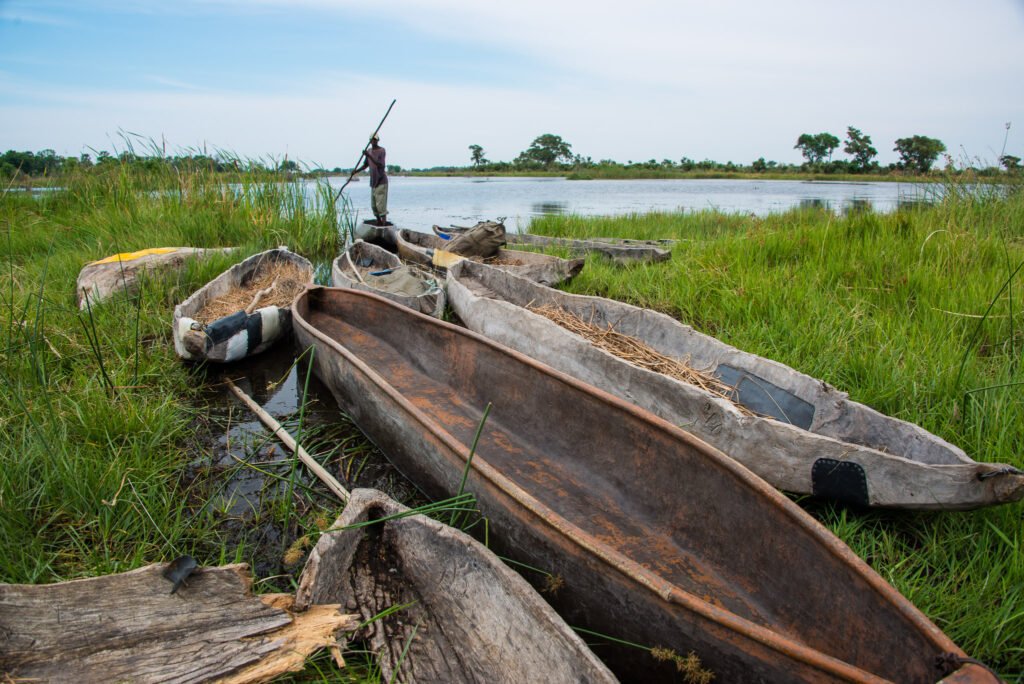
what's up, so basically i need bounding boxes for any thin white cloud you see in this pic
[1,0,1022,166]
[143,75,207,91]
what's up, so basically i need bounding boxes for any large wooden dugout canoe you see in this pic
[295,488,617,683]
[331,240,445,318]
[173,248,314,363]
[446,260,1024,510]
[435,223,675,264]
[395,228,585,287]
[292,285,990,683]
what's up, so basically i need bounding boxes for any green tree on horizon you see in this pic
[893,135,946,173]
[795,132,840,164]
[516,134,573,167]
[843,127,878,171]
[468,144,488,167]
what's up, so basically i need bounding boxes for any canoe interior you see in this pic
[294,286,958,683]
[451,260,971,468]
[296,489,616,684]
[175,249,313,320]
[331,240,445,317]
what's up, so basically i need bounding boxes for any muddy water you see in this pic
[185,341,424,578]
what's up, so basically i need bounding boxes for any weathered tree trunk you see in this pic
[0,563,357,683]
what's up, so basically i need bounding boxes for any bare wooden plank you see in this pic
[0,563,357,684]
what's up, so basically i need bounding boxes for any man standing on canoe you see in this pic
[354,133,388,225]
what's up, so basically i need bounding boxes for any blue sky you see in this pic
[2,0,1023,169]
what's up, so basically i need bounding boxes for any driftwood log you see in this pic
[295,489,616,684]
[0,562,357,683]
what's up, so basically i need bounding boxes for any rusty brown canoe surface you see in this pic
[292,286,991,683]
[331,240,445,318]
[434,224,674,264]
[295,488,617,684]
[446,260,1024,510]
[395,228,585,287]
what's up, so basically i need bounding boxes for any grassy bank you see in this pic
[529,184,1024,676]
[4,158,1022,678]
[0,162,343,586]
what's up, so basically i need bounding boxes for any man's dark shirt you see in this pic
[366,147,387,188]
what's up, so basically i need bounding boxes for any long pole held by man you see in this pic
[335,98,396,206]
[352,133,388,226]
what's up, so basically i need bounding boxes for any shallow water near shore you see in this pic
[185,341,423,577]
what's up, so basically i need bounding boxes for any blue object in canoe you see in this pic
[370,269,393,276]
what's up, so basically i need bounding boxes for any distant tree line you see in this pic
[449,129,1018,177]
[0,148,302,180]
[5,126,1019,180]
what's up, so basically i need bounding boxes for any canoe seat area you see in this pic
[310,308,784,633]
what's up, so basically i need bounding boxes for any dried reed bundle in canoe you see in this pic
[483,255,524,266]
[528,302,750,413]
[194,261,310,324]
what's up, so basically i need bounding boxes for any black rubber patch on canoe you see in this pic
[204,310,248,344]
[716,365,815,429]
[812,458,869,507]
[245,310,263,349]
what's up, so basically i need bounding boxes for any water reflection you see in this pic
[799,198,829,211]
[842,199,872,216]
[532,201,569,215]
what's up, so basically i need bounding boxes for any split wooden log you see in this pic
[0,563,358,683]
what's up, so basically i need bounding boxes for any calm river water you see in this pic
[325,176,929,232]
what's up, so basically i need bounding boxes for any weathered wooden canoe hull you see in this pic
[433,225,673,264]
[292,285,985,683]
[295,488,617,683]
[331,240,445,318]
[172,248,314,363]
[396,229,585,287]
[446,261,1024,510]
[77,246,235,309]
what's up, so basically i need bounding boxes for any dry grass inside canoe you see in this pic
[528,303,752,415]
[482,255,523,266]
[195,261,309,323]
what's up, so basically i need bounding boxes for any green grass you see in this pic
[0,160,342,584]
[528,181,1024,676]
[4,157,1022,679]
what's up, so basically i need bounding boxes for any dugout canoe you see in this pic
[435,224,674,264]
[76,246,236,309]
[173,248,314,363]
[395,228,585,287]
[331,240,445,317]
[447,260,1024,510]
[292,285,991,683]
[295,488,617,683]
